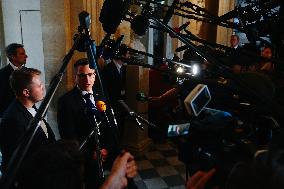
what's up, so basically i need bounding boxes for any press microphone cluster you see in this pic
[117,100,156,129]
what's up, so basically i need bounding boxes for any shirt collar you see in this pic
[27,107,37,117]
[113,59,122,70]
[76,85,93,96]
[9,62,21,70]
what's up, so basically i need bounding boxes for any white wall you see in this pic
[1,0,45,84]
[2,0,40,44]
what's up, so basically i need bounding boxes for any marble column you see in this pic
[123,65,152,155]
[216,0,236,46]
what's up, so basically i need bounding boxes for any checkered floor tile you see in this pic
[133,141,187,189]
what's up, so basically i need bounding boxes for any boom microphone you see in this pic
[163,0,179,24]
[117,100,156,129]
[169,21,190,38]
[99,0,131,34]
[219,8,239,22]
[131,15,150,36]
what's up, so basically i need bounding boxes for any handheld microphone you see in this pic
[96,100,112,126]
[96,101,107,112]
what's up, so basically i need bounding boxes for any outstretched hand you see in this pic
[100,152,137,189]
[186,168,216,189]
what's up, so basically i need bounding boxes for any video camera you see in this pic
[167,83,274,188]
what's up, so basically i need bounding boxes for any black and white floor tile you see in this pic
[133,141,187,189]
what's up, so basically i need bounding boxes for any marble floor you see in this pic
[133,141,187,189]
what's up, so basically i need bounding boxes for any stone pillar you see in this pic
[199,1,219,43]
[216,0,236,46]
[40,0,70,139]
[123,65,152,154]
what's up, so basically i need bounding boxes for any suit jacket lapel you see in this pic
[73,87,87,113]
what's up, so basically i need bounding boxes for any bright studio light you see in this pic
[176,67,185,73]
[192,64,200,75]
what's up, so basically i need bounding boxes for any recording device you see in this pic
[184,84,211,116]
[167,122,190,137]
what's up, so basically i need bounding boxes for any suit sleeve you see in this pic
[57,96,77,140]
[0,117,26,169]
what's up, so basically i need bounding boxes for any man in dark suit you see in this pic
[0,43,28,117]
[0,67,55,174]
[103,44,129,103]
[57,59,119,189]
[103,44,129,135]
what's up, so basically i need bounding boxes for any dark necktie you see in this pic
[83,93,98,116]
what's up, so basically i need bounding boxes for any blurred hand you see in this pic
[186,168,216,189]
[100,152,137,189]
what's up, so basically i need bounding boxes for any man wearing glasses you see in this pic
[57,58,118,189]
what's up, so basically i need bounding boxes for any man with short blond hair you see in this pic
[0,67,55,174]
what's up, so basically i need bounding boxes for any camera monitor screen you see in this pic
[167,122,190,137]
[184,84,211,116]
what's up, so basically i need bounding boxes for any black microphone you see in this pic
[163,0,179,24]
[219,8,238,21]
[169,21,190,38]
[131,15,150,36]
[113,35,125,57]
[117,100,156,129]
[79,11,91,31]
[99,0,131,34]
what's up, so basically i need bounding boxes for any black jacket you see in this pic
[57,87,118,159]
[0,99,55,172]
[0,64,15,117]
[103,61,126,103]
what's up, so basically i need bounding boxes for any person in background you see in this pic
[102,44,129,136]
[230,34,240,49]
[258,46,274,73]
[0,43,28,117]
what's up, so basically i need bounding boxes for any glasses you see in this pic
[77,72,96,78]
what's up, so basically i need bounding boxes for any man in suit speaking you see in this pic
[57,58,119,189]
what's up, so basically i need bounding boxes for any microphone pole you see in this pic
[79,11,109,182]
